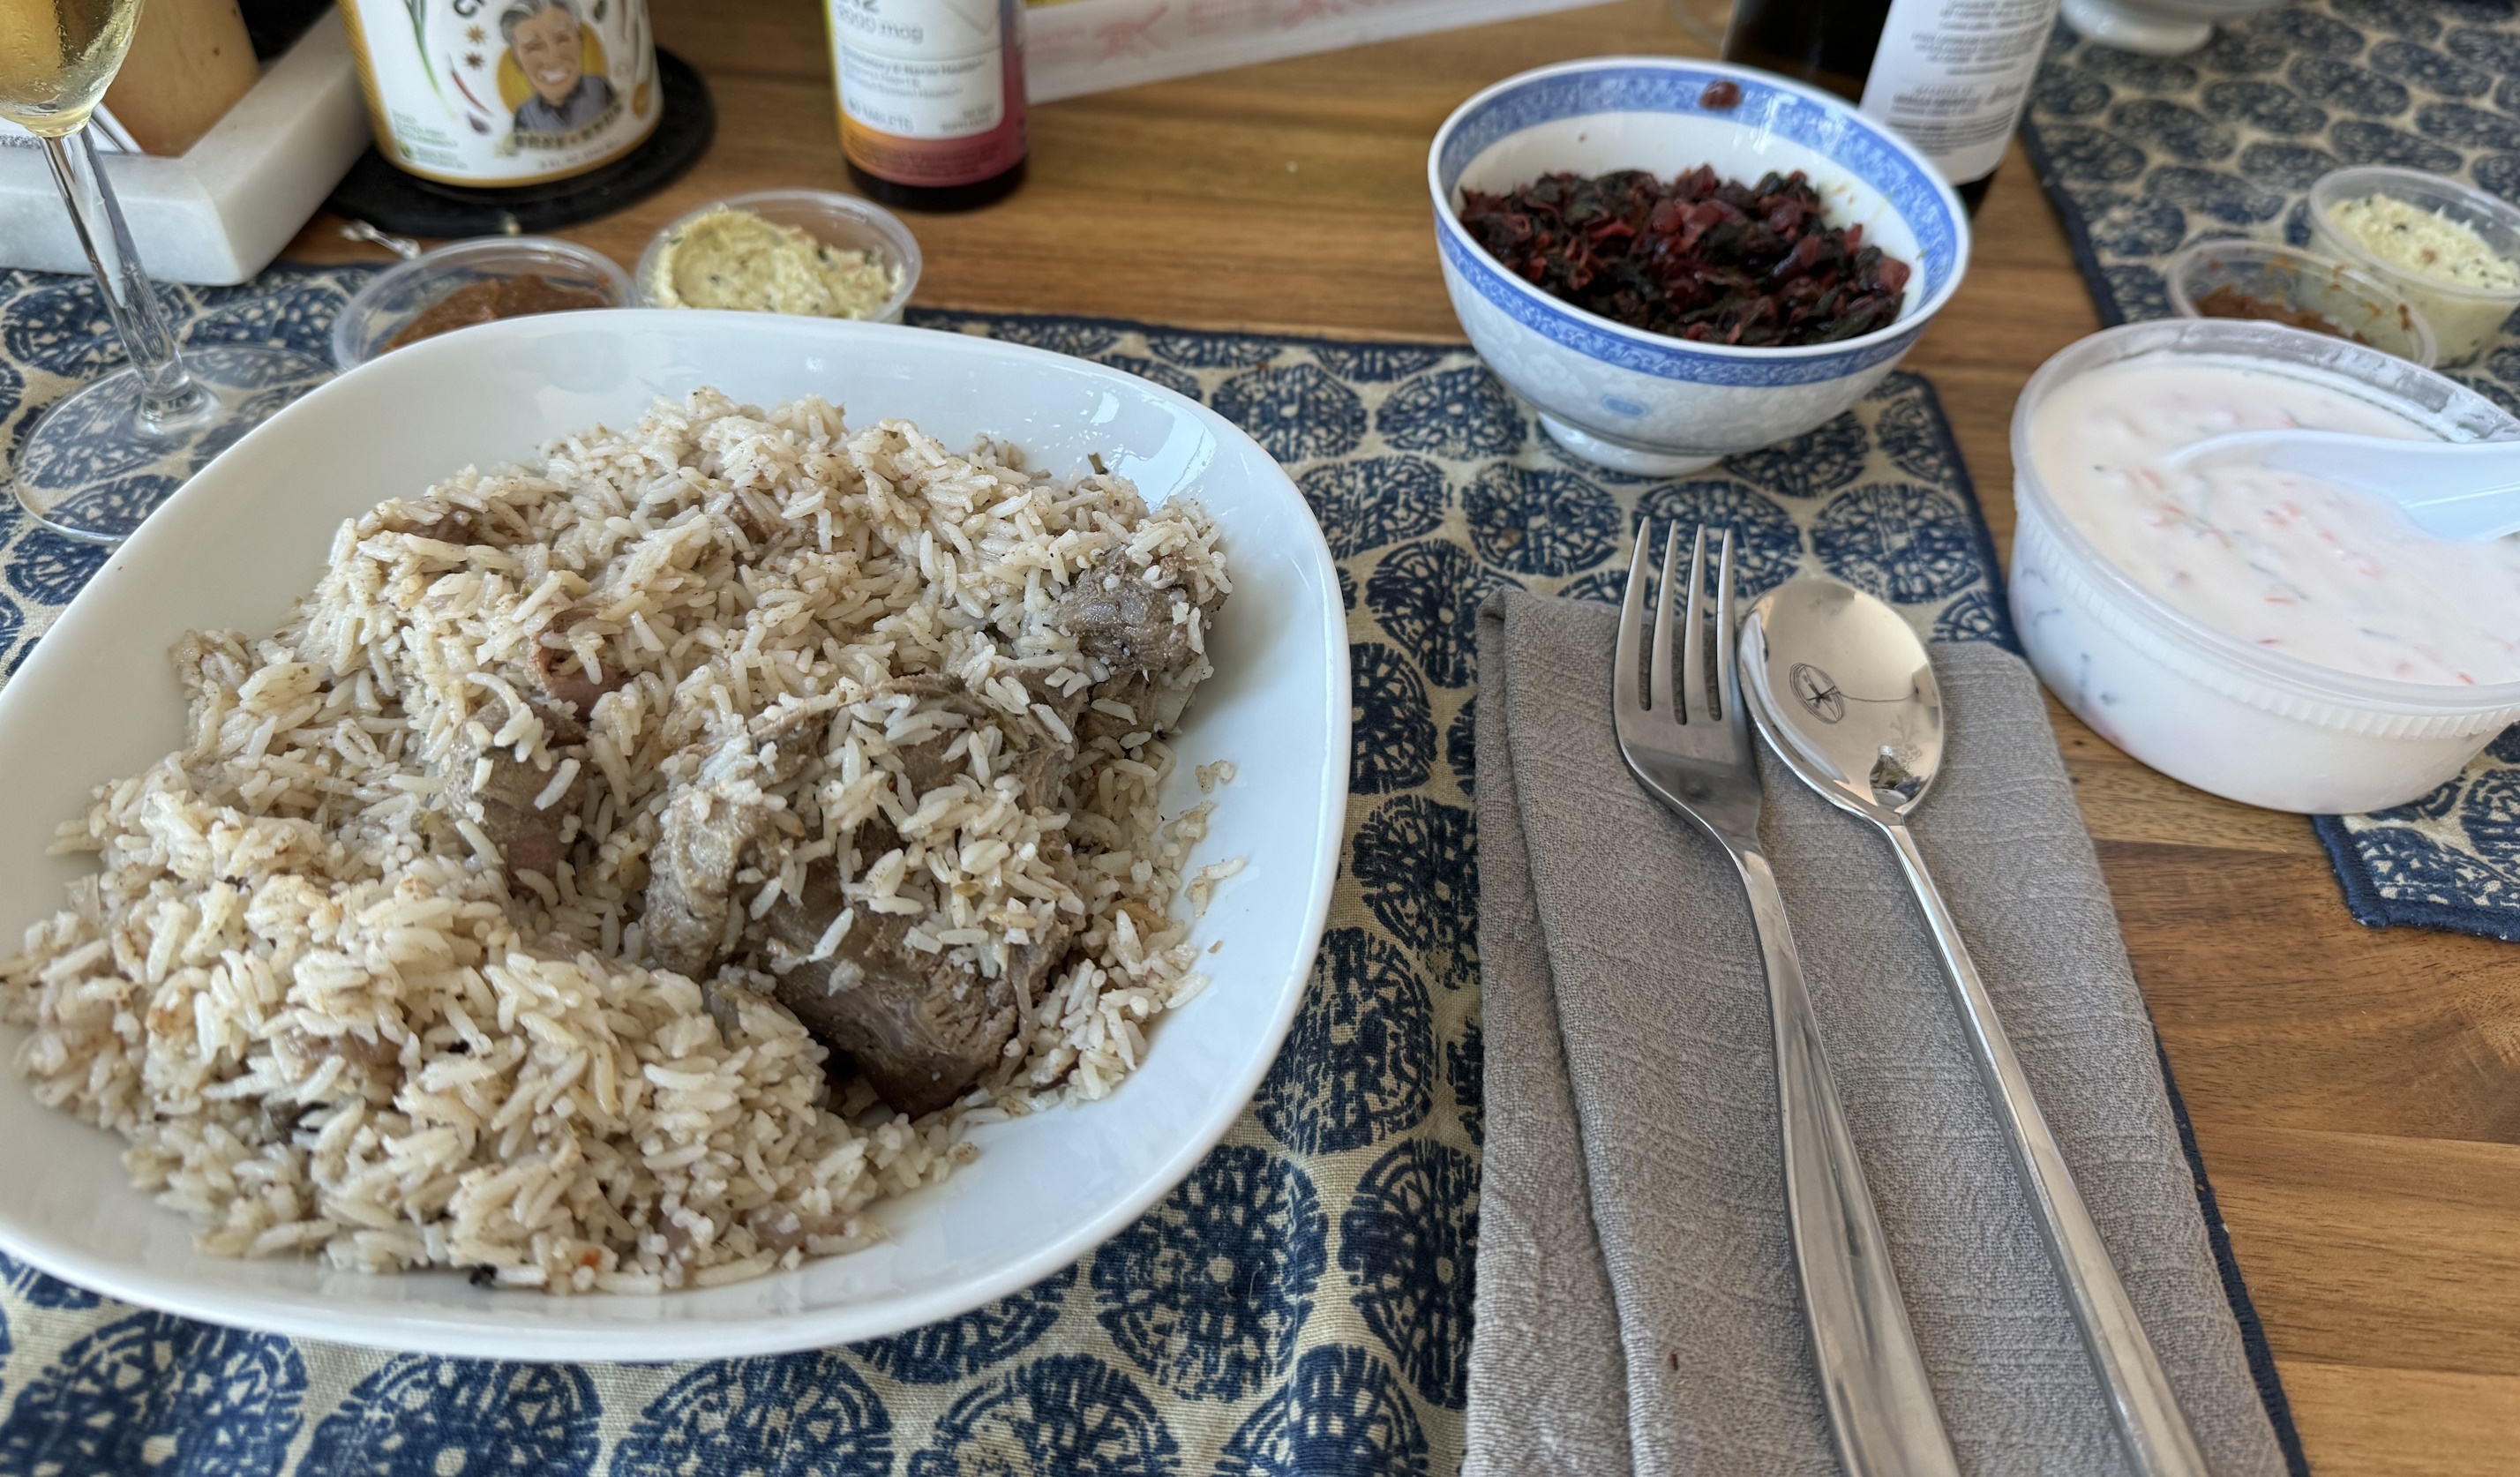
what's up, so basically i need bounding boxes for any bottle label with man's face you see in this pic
[340,0,662,187]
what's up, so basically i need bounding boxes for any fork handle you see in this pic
[1734,843,1961,1477]
[1879,821,2213,1477]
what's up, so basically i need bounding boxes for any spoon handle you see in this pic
[1879,821,2213,1477]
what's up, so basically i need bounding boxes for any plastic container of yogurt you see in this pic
[2008,318,2520,813]
[2306,166,2520,366]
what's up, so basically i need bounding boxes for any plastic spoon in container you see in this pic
[2165,427,2520,542]
[1738,577,2214,1477]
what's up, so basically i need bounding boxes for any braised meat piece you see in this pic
[830,674,994,873]
[763,859,1071,1116]
[1008,666,1090,802]
[879,674,995,793]
[441,697,587,881]
[1054,549,1219,679]
[642,705,828,978]
[644,673,1086,1111]
[1072,671,1198,751]
[378,501,506,549]
[530,606,629,722]
[1054,549,1224,751]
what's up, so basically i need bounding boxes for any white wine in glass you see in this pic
[0,0,331,543]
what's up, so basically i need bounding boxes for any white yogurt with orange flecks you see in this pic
[2027,355,2520,687]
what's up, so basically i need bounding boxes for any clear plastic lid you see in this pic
[332,238,633,371]
[2164,238,2438,367]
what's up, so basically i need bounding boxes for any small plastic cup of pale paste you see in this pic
[635,191,920,324]
[2307,166,2520,365]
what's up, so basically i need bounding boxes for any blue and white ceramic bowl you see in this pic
[1429,57,1971,476]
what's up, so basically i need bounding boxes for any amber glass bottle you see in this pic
[828,0,1027,212]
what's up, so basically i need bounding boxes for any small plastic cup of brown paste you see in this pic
[332,238,634,371]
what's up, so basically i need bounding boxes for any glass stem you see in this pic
[41,124,208,431]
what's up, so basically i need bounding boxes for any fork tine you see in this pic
[1678,526,1707,725]
[1714,527,1744,731]
[1650,525,1683,718]
[1614,521,1650,717]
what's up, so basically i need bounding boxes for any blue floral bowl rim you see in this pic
[1424,56,1972,368]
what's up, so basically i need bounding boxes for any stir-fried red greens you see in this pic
[1459,167,1914,347]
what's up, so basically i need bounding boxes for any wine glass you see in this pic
[0,0,332,544]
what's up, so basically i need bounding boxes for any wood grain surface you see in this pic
[293,4,2520,1469]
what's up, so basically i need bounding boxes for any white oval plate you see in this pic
[0,311,1348,1361]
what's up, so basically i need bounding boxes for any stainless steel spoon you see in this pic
[1737,577,2212,1477]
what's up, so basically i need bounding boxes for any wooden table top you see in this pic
[295,4,2520,1469]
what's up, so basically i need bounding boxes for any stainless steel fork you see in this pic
[1613,526,1960,1477]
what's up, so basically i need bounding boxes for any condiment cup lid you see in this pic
[634,190,922,325]
[2164,237,2439,368]
[2306,164,2520,305]
[332,237,633,371]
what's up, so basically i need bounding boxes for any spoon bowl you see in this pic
[2164,426,2520,544]
[1737,578,1945,822]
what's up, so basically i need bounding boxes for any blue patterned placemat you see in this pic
[2021,7,2520,942]
[0,266,2302,1475]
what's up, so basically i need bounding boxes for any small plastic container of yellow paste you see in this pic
[2307,166,2520,365]
[635,190,920,324]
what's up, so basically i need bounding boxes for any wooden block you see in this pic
[103,0,259,156]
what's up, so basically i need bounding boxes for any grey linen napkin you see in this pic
[1465,592,2288,1477]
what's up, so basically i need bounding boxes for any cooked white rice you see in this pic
[0,391,1232,1293]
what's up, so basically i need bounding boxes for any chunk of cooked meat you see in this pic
[531,606,629,722]
[646,787,783,978]
[833,673,992,874]
[878,673,994,794]
[849,671,1081,859]
[644,674,1084,1104]
[378,501,503,548]
[1007,666,1090,803]
[763,858,1071,1116]
[1054,548,1221,679]
[1054,549,1226,758]
[642,704,829,979]
[1072,670,1197,750]
[440,697,587,881]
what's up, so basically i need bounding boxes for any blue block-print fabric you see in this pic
[0,1311,304,1475]
[855,1265,1079,1385]
[1256,929,1436,1157]
[614,1353,895,1477]
[1093,1146,1328,1402]
[2022,8,2520,942]
[0,268,2014,1474]
[304,1359,601,1477]
[908,1355,1181,1476]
